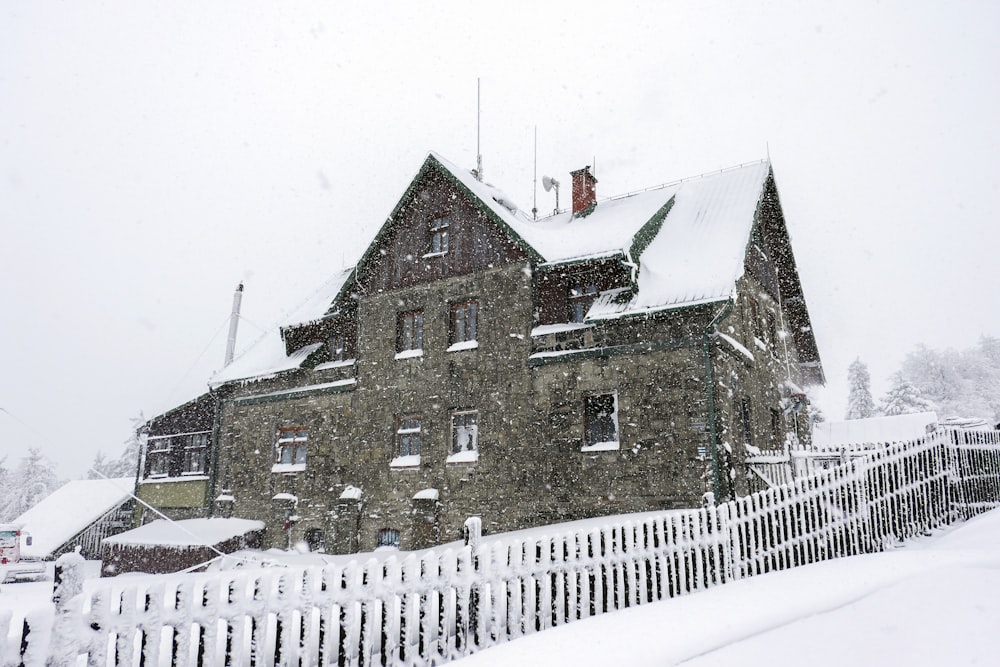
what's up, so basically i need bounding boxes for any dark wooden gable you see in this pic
[353,158,533,296]
[749,171,825,385]
[146,392,216,437]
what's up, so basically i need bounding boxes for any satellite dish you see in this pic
[542,175,559,192]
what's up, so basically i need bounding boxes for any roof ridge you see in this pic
[600,158,770,204]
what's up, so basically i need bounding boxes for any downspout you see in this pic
[206,387,224,518]
[703,300,735,502]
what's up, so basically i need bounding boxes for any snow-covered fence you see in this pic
[6,427,1000,667]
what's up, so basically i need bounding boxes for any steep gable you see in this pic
[350,154,538,297]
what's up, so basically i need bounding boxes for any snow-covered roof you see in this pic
[432,151,771,317]
[210,152,780,387]
[103,518,265,547]
[13,477,134,558]
[209,267,353,387]
[812,412,939,448]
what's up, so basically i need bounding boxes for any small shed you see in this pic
[101,517,265,576]
[812,412,939,448]
[13,477,135,560]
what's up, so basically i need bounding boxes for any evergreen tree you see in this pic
[88,413,145,480]
[880,371,932,416]
[0,448,60,521]
[845,358,877,420]
[87,451,120,480]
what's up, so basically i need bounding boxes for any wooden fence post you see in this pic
[46,550,85,667]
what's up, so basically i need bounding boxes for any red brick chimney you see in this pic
[570,166,598,217]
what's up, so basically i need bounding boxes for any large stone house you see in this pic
[174,151,823,553]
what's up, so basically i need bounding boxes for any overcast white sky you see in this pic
[2,1,998,477]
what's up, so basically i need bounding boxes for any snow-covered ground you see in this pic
[3,510,999,665]
[455,508,1000,667]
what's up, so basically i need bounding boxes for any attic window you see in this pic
[568,282,599,323]
[327,334,348,362]
[427,215,450,255]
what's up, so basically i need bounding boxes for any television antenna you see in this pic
[542,174,560,215]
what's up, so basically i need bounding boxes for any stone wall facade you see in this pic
[214,260,811,553]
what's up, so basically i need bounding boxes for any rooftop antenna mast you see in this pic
[475,78,483,182]
[532,125,538,220]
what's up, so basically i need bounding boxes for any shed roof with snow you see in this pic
[812,412,939,448]
[13,477,135,558]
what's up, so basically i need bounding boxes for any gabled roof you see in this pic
[13,477,134,558]
[212,152,814,385]
[428,153,771,316]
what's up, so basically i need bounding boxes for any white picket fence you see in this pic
[4,427,1000,667]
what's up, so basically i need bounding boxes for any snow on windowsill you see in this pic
[313,358,356,371]
[717,332,755,363]
[446,340,479,352]
[531,322,593,336]
[581,441,620,453]
[271,463,306,474]
[339,485,362,500]
[395,349,423,360]
[446,450,479,464]
[390,455,421,469]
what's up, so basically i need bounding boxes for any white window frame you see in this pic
[448,410,479,463]
[391,416,421,468]
[273,426,308,472]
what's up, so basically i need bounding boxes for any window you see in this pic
[275,426,308,468]
[182,432,209,474]
[397,310,424,354]
[739,398,754,447]
[449,300,478,347]
[568,282,598,323]
[305,528,325,553]
[452,411,478,453]
[428,215,450,255]
[583,393,618,450]
[377,528,400,549]
[770,408,783,447]
[396,417,421,457]
[327,333,348,362]
[146,437,171,477]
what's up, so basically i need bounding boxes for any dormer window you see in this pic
[568,282,599,323]
[327,334,347,362]
[427,215,450,255]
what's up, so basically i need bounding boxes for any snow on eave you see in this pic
[717,332,755,363]
[209,341,323,388]
[537,250,626,269]
[586,294,732,322]
[103,518,265,547]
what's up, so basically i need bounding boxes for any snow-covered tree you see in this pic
[880,371,932,416]
[845,358,877,420]
[900,340,1000,422]
[0,448,61,521]
[87,451,120,480]
[88,413,145,480]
